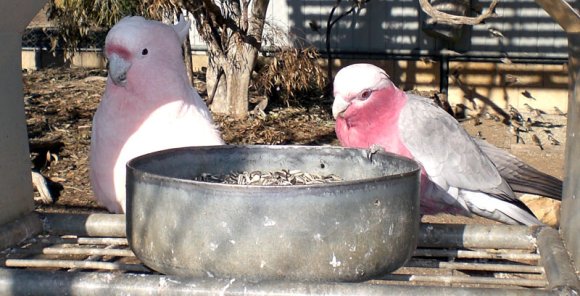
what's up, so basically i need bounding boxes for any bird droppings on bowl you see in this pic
[263,216,276,227]
[313,233,323,242]
[209,242,219,251]
[330,253,342,268]
[192,169,343,185]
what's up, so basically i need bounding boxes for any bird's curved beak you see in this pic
[108,53,131,87]
[332,96,350,119]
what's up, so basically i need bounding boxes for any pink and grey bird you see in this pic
[332,64,561,225]
[90,17,224,213]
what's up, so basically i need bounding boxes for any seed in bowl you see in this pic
[192,169,343,185]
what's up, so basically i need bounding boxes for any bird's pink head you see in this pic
[332,63,404,121]
[104,16,191,88]
[332,63,409,149]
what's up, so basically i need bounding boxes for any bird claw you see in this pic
[31,171,53,204]
[366,144,384,161]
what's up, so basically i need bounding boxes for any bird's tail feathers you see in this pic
[462,190,542,225]
[501,168,562,200]
[475,139,562,200]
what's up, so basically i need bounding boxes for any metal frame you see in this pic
[0,269,558,296]
[1,213,578,295]
[534,0,580,273]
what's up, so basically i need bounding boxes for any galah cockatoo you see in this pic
[332,63,552,225]
[90,16,224,213]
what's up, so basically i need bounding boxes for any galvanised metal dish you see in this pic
[126,145,420,282]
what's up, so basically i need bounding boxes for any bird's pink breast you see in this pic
[336,102,460,215]
[335,88,413,159]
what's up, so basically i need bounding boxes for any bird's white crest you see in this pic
[333,64,391,99]
[173,15,191,44]
[332,63,392,118]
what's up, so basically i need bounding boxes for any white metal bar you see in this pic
[39,247,135,257]
[377,274,548,288]
[76,237,129,245]
[414,249,541,261]
[4,259,149,272]
[405,260,544,273]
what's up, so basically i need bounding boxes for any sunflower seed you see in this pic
[192,169,343,186]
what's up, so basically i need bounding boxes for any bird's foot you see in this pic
[31,171,53,204]
[366,144,384,161]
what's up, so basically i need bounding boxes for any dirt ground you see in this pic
[23,67,566,225]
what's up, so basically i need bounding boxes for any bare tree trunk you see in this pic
[186,0,270,119]
[207,44,257,117]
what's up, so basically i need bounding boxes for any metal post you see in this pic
[0,213,42,251]
[562,30,580,275]
[534,0,580,273]
[537,227,580,291]
[561,30,580,274]
[440,55,449,95]
[0,1,47,226]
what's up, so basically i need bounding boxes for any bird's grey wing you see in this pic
[475,138,563,200]
[399,96,540,224]
[398,95,504,193]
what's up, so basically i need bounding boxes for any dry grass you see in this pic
[254,47,327,107]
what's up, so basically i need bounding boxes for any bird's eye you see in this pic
[141,48,148,55]
[361,90,372,99]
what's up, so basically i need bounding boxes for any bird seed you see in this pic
[192,169,343,186]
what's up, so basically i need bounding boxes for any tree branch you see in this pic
[207,66,224,105]
[325,0,342,83]
[186,0,226,58]
[325,0,369,83]
[419,0,499,25]
[241,0,251,32]
[246,0,270,48]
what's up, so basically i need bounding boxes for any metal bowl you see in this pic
[126,145,420,282]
